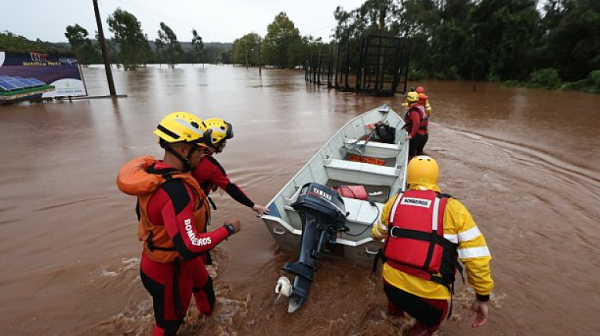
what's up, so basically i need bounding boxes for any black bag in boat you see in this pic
[375,122,395,144]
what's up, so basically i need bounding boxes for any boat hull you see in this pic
[261,104,409,266]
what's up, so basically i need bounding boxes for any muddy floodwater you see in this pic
[1,64,599,335]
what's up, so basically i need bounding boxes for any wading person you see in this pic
[372,156,494,336]
[191,117,270,215]
[404,93,429,159]
[117,112,242,336]
[416,86,433,116]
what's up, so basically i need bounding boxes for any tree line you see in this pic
[229,12,324,69]
[1,1,598,92]
[332,0,600,92]
[225,0,600,92]
[62,8,230,69]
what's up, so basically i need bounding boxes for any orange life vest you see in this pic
[117,156,211,263]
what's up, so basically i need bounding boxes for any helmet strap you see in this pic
[186,145,198,164]
[164,143,192,172]
[214,142,224,153]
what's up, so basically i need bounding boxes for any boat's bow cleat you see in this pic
[281,182,348,313]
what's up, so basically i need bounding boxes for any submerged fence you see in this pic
[305,35,410,96]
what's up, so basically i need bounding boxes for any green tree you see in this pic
[541,0,600,80]
[334,1,398,40]
[65,24,100,65]
[0,31,68,53]
[220,50,232,64]
[191,29,204,65]
[232,33,261,66]
[65,24,89,50]
[263,12,301,68]
[156,22,182,68]
[107,8,151,70]
[467,0,540,81]
[154,38,165,65]
[391,0,441,78]
[425,0,475,79]
[330,0,600,88]
[289,35,323,69]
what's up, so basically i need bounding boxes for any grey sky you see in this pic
[2,0,367,43]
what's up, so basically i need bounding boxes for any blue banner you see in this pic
[0,51,87,101]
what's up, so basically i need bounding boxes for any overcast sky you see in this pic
[2,0,368,43]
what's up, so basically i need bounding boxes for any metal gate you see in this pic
[305,35,410,96]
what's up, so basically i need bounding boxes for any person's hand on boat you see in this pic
[252,204,270,215]
[470,300,489,328]
[224,218,242,235]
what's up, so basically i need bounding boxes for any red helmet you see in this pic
[416,86,425,93]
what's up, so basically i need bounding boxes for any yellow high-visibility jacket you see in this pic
[372,186,493,300]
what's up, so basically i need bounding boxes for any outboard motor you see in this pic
[281,182,348,312]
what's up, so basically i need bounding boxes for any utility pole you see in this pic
[258,39,262,75]
[245,38,248,69]
[93,0,116,96]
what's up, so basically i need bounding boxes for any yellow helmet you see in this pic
[407,155,439,189]
[154,112,206,145]
[201,117,233,150]
[406,91,419,104]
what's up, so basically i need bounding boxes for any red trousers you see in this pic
[140,253,215,336]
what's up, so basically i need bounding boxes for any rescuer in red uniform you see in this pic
[191,117,269,215]
[372,156,494,335]
[404,93,430,159]
[117,112,242,336]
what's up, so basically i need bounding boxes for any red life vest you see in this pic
[404,104,428,133]
[383,190,459,287]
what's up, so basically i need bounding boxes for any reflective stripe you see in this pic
[443,234,458,243]
[389,194,403,224]
[458,246,491,259]
[431,197,440,231]
[458,226,482,242]
[375,221,387,236]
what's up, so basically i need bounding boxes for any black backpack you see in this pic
[375,122,396,144]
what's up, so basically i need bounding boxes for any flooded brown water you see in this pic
[1,65,599,335]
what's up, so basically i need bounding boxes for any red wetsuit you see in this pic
[118,157,231,336]
[192,155,254,208]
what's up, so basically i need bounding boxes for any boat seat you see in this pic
[341,197,384,225]
[284,186,303,206]
[344,139,400,150]
[323,158,400,187]
[343,139,402,158]
[323,158,399,176]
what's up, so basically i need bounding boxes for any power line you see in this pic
[101,0,229,41]
[100,0,349,43]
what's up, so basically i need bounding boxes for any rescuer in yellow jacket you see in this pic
[416,86,433,116]
[402,87,432,116]
[372,155,493,336]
